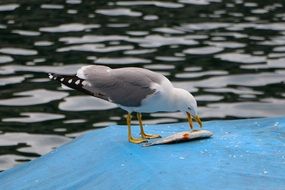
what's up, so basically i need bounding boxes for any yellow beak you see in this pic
[186,112,203,129]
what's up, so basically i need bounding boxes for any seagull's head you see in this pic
[175,88,202,128]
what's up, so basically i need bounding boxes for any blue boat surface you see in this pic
[0,117,285,190]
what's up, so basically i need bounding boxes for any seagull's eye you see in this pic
[188,107,192,110]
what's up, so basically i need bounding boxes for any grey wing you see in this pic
[79,65,115,100]
[83,67,163,107]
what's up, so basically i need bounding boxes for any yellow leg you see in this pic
[186,112,194,130]
[195,115,203,128]
[187,112,203,130]
[137,113,161,139]
[127,113,146,144]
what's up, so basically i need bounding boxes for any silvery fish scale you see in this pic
[144,130,213,147]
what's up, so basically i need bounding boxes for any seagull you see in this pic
[49,65,202,144]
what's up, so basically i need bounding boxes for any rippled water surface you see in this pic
[0,0,285,171]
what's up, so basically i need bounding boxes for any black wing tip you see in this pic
[48,73,53,79]
[48,73,69,82]
[49,73,87,91]
[48,73,109,101]
[48,73,58,80]
[48,73,60,80]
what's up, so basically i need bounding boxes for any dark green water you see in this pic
[0,0,285,170]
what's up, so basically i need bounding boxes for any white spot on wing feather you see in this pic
[82,80,90,86]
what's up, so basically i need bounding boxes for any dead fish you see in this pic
[143,130,213,147]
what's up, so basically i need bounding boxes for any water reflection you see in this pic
[12,30,40,36]
[0,76,25,86]
[0,0,285,171]
[183,46,224,55]
[0,133,70,170]
[0,89,68,106]
[0,4,19,12]
[0,48,37,56]
[59,96,117,111]
[57,44,134,53]
[40,23,100,33]
[115,1,184,8]
[96,8,143,17]
[2,112,65,123]
[215,53,266,63]
[0,55,13,63]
